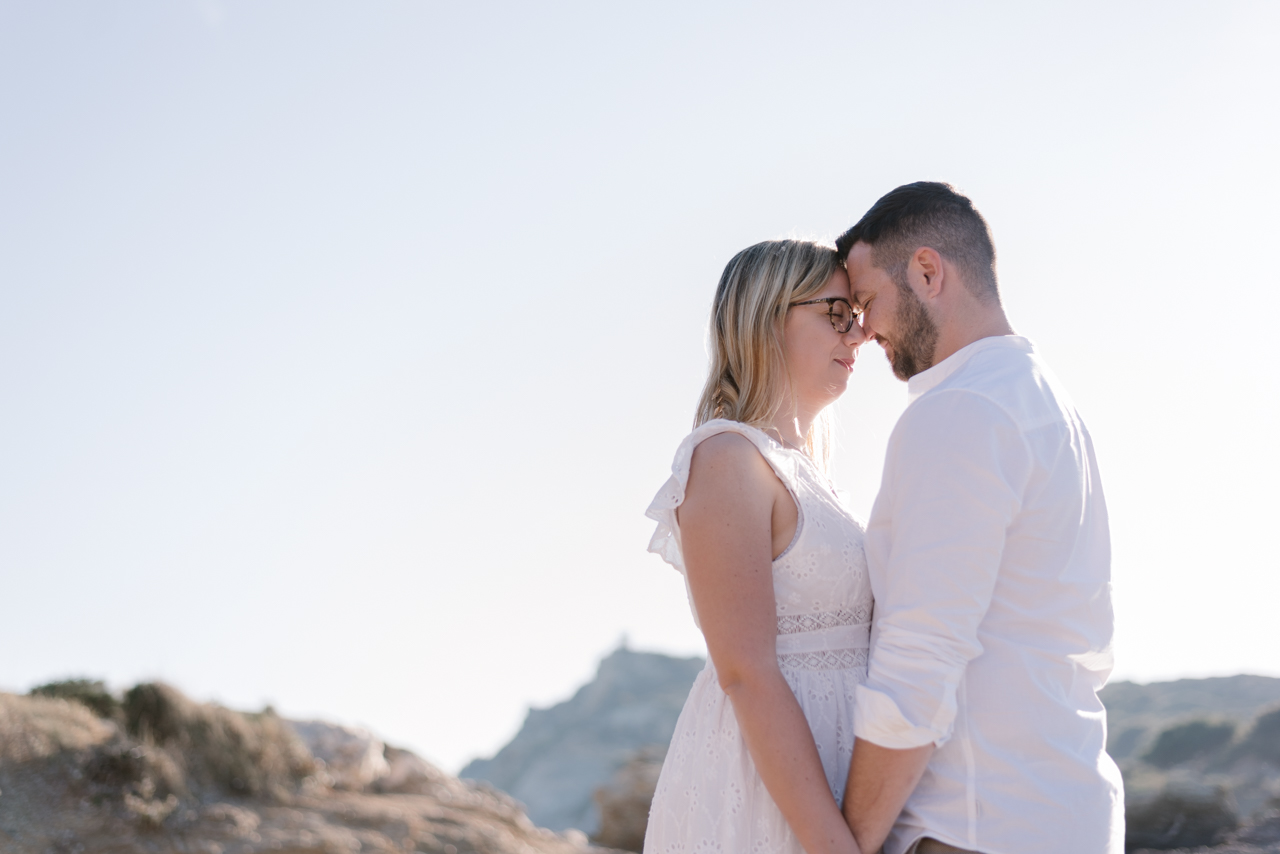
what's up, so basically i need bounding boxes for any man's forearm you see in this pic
[842,737,935,854]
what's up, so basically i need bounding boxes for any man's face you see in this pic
[844,241,938,381]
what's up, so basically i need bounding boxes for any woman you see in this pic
[644,240,872,854]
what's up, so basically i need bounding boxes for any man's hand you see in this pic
[842,738,935,854]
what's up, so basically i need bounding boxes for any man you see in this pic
[836,182,1124,854]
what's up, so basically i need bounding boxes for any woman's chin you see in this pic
[813,381,850,407]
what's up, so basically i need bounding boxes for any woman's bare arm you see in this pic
[678,433,861,854]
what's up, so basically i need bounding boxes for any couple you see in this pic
[643,182,1124,854]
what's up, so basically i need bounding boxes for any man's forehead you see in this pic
[845,241,875,270]
[844,253,875,294]
[844,245,876,294]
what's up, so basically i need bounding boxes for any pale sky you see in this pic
[2,1,1277,773]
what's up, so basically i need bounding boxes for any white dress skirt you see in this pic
[642,420,874,854]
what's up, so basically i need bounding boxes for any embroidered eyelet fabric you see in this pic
[643,419,872,854]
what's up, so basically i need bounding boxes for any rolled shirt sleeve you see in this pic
[854,389,1033,749]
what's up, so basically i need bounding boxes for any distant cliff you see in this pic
[460,646,704,834]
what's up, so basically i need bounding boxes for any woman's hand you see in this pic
[678,432,862,854]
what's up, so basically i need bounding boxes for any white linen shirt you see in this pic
[853,335,1124,854]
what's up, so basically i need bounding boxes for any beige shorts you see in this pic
[908,839,982,854]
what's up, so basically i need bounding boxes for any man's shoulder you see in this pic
[945,337,1039,391]
[936,343,1079,431]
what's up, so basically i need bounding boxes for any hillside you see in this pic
[1103,675,1280,762]
[0,681,620,854]
[7,660,1279,853]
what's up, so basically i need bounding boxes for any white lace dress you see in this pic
[643,419,873,854]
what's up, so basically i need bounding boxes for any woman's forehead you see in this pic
[816,267,851,296]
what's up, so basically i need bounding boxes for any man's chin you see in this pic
[881,343,911,382]
[889,350,929,381]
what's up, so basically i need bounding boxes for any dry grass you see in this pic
[122,682,318,798]
[0,692,112,765]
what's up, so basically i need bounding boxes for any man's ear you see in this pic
[909,247,945,300]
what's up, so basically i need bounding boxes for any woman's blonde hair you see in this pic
[695,239,841,468]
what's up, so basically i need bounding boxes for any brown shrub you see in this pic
[122,682,317,798]
[30,679,121,721]
[1235,705,1280,765]
[1126,785,1238,850]
[83,739,185,799]
[1142,719,1236,768]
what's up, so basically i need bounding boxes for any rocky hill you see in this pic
[460,647,703,835]
[0,680,622,854]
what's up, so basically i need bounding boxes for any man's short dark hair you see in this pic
[835,181,998,302]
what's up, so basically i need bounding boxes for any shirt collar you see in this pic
[906,335,1034,404]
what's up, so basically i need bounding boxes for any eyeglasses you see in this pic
[790,297,862,333]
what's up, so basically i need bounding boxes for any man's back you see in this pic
[855,335,1124,854]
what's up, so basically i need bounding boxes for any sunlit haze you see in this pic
[2,1,1278,773]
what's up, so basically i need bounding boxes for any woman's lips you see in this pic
[835,358,855,372]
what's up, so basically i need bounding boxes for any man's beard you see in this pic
[884,278,938,381]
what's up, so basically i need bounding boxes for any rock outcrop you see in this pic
[460,646,704,834]
[288,719,390,790]
[591,746,666,852]
[0,682,620,854]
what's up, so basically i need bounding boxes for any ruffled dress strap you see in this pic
[645,419,803,582]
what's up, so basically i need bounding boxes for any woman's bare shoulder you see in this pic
[686,431,780,500]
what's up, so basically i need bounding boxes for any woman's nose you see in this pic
[843,318,868,346]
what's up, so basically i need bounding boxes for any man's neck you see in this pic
[932,308,1015,367]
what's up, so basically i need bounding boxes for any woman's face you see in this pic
[781,267,867,412]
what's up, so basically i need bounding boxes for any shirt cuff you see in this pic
[853,683,946,749]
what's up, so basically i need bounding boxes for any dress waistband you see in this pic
[775,621,870,655]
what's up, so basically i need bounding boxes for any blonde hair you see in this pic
[695,239,841,469]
